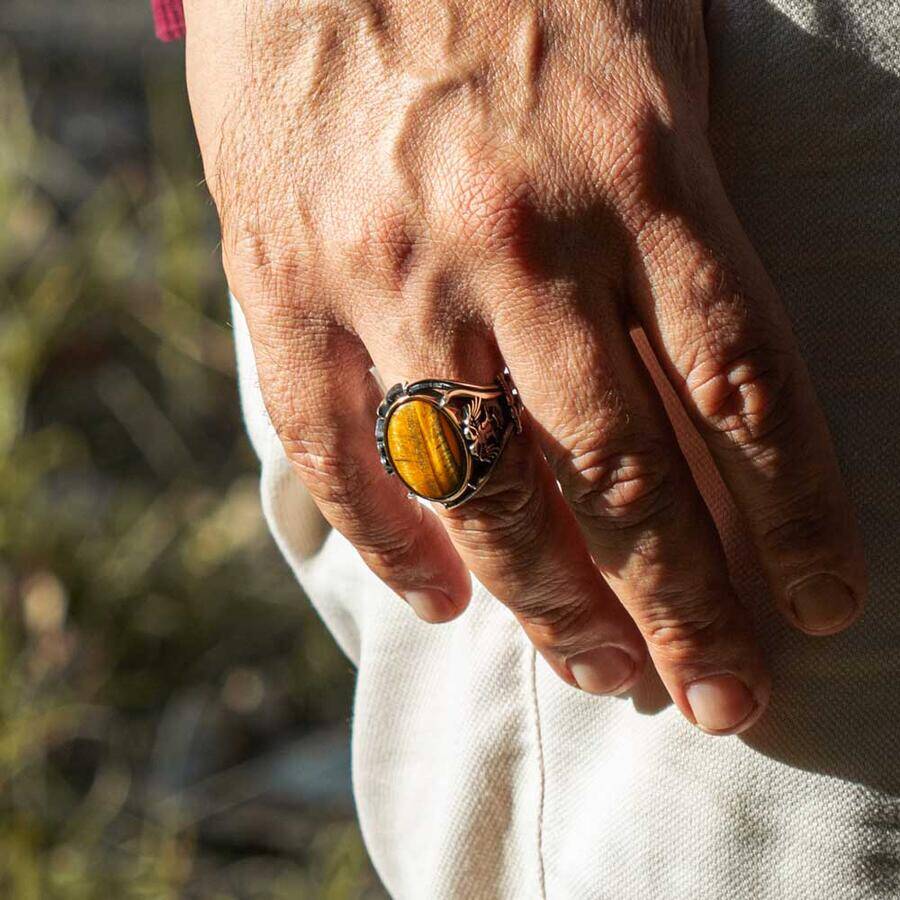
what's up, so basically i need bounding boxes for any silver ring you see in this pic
[375,368,523,508]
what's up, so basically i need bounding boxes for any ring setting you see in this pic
[375,369,523,508]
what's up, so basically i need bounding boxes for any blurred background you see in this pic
[0,2,385,896]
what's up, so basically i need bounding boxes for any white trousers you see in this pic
[233,2,900,896]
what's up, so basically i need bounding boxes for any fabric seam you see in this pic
[530,645,548,899]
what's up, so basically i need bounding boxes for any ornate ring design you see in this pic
[375,368,523,508]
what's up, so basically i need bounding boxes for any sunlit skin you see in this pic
[184,0,866,736]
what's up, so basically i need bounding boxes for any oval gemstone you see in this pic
[386,399,466,500]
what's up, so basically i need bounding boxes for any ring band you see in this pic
[375,368,523,508]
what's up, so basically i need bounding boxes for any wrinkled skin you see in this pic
[185,0,866,735]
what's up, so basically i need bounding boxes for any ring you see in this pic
[375,368,523,508]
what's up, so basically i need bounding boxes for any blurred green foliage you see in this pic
[0,31,382,899]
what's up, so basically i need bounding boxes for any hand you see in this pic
[185,0,866,735]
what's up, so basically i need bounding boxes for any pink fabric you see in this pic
[151,0,185,41]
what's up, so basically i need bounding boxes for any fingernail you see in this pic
[685,674,757,735]
[568,646,637,695]
[789,574,857,634]
[404,588,457,623]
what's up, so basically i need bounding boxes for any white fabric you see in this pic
[232,2,900,896]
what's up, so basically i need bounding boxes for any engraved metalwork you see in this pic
[462,397,504,463]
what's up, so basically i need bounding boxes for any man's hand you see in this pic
[185,0,866,735]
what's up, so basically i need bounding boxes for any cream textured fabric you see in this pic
[231,1,900,896]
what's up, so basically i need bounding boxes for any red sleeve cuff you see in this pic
[152,0,186,41]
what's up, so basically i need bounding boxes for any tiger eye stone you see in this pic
[386,399,466,500]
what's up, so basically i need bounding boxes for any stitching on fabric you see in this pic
[530,645,548,899]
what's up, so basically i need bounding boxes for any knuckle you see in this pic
[755,487,834,564]
[356,524,423,575]
[227,220,273,278]
[563,87,667,209]
[641,595,732,662]
[225,213,319,311]
[523,596,600,655]
[245,300,334,364]
[681,311,800,458]
[442,458,544,561]
[598,104,664,198]
[444,150,537,256]
[561,438,677,532]
[344,197,418,291]
[284,431,361,505]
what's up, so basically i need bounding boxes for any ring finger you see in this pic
[360,309,648,696]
